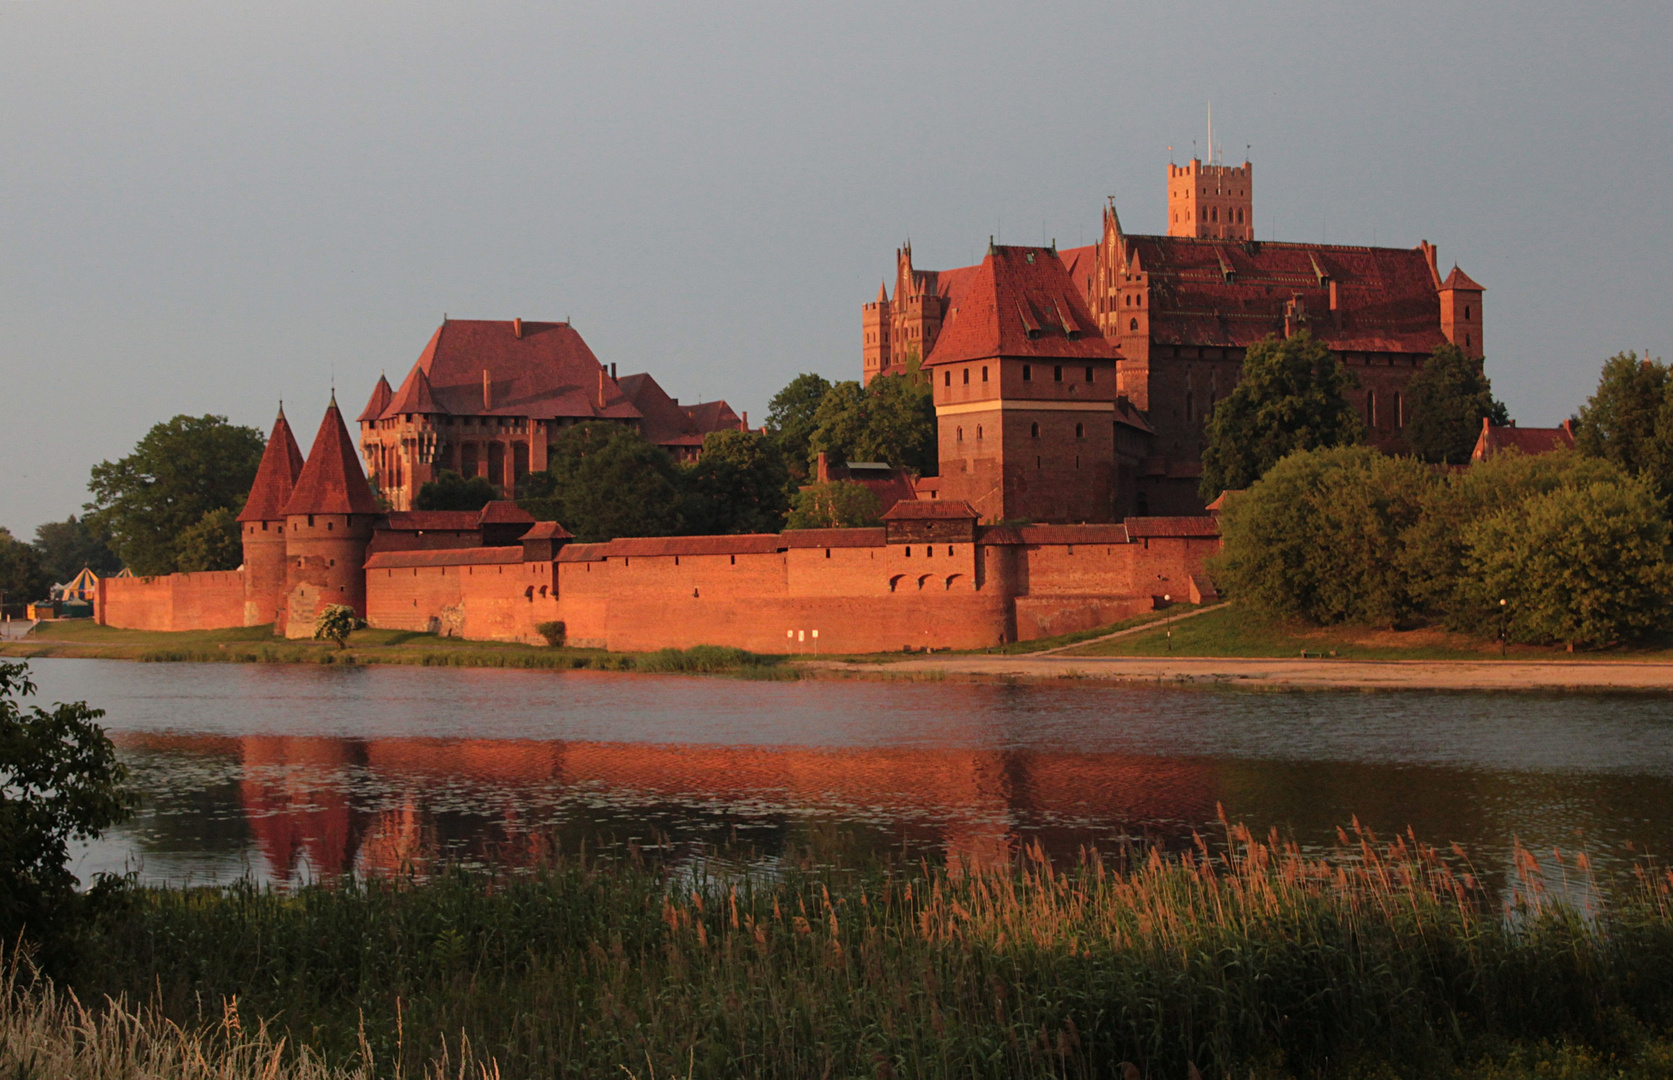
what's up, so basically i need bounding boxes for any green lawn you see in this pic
[1064,603,1673,662]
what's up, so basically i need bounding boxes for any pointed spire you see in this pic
[385,365,444,415]
[282,398,381,517]
[876,281,888,304]
[238,406,307,522]
[357,374,394,422]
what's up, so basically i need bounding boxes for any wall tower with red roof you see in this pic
[282,395,383,637]
[237,406,306,628]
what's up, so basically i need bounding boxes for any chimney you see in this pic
[513,318,523,339]
[816,451,831,483]
[741,411,748,430]
[1328,280,1341,328]
[610,363,617,379]
[597,368,606,408]
[483,370,491,410]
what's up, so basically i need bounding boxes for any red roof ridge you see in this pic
[357,375,393,423]
[385,365,444,416]
[283,398,382,516]
[238,406,307,522]
[881,499,978,520]
[477,500,536,525]
[1441,265,1484,292]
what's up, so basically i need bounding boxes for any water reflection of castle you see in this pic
[124,734,1221,878]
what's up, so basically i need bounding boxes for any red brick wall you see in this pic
[100,571,245,632]
[366,560,559,644]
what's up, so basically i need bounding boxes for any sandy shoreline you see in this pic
[811,653,1673,691]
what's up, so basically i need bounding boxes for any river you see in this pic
[17,658,1673,890]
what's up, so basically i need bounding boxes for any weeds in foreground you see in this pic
[46,819,1673,1079]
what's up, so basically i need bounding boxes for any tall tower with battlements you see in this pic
[1167,159,1253,241]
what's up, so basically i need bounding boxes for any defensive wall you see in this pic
[97,511,1220,652]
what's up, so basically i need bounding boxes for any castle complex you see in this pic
[866,156,1484,515]
[94,151,1485,651]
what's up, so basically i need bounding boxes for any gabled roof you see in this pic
[478,500,536,525]
[283,397,382,516]
[520,521,573,542]
[238,407,307,522]
[1471,420,1576,461]
[924,246,1119,366]
[1440,265,1484,292]
[387,365,444,415]
[617,371,744,450]
[380,319,642,423]
[357,375,393,422]
[881,499,979,521]
[1115,236,1451,354]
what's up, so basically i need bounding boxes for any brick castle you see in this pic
[95,152,1484,651]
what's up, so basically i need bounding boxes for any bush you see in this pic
[415,470,499,511]
[1464,474,1673,648]
[786,481,883,529]
[0,661,131,974]
[535,620,566,648]
[1213,446,1435,626]
[633,645,776,672]
[312,605,359,649]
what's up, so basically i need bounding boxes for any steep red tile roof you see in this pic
[364,547,523,569]
[387,365,443,415]
[237,406,306,524]
[520,521,574,541]
[284,397,382,516]
[617,371,744,451]
[925,246,1119,366]
[1441,266,1484,292]
[380,320,642,423]
[782,527,887,548]
[1123,236,1449,354]
[238,407,307,523]
[357,375,393,422]
[881,499,979,521]
[477,500,536,525]
[1471,420,1576,462]
[1124,516,1221,538]
[1018,524,1130,545]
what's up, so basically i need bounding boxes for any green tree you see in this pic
[1464,476,1673,648]
[519,425,684,542]
[85,415,266,577]
[313,604,358,649]
[1212,446,1435,626]
[174,507,242,573]
[31,516,122,584]
[0,661,132,972]
[680,430,791,534]
[806,368,936,477]
[0,530,52,612]
[1575,351,1673,497]
[1400,450,1627,632]
[767,373,833,484]
[1403,344,1510,464]
[785,481,884,529]
[1199,332,1365,499]
[416,470,500,512]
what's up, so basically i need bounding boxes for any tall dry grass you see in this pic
[57,820,1673,1078]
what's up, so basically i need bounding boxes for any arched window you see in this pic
[1211,208,1218,222]
[1129,318,1139,331]
[956,426,963,443]
[977,425,983,440]
[1465,334,1472,348]
[1464,305,1471,320]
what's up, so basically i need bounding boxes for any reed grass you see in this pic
[53,821,1673,1079]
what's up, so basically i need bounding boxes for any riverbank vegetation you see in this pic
[12,825,1673,1079]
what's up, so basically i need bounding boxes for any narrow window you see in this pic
[1367,389,1378,427]
[730,555,735,564]
[1129,318,1139,331]
[1054,366,1063,382]
[1036,455,1042,469]
[947,546,953,556]
[1464,305,1471,320]
[906,547,912,557]
[1031,422,1039,438]
[962,368,970,385]
[825,548,831,559]
[1395,392,1404,428]
[956,426,963,442]
[1075,423,1084,438]
[943,371,951,387]
[981,366,988,382]
[977,425,983,440]
[1085,366,1093,382]
[1022,364,1032,382]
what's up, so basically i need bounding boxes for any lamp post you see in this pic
[1499,598,1507,658]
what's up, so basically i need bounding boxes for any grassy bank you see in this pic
[28,825,1673,1079]
[1067,603,1673,662]
[1,621,793,678]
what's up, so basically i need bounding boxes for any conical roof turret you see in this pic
[282,395,381,516]
[238,405,307,522]
[357,374,393,422]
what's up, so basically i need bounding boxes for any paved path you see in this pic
[1030,603,1229,656]
[811,653,1673,691]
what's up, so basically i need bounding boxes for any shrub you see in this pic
[312,605,359,649]
[1464,474,1673,647]
[1213,446,1434,626]
[633,645,775,672]
[535,620,566,648]
[786,481,883,529]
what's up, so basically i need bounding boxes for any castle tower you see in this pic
[237,406,305,629]
[1438,265,1485,360]
[862,282,892,385]
[1167,158,1253,240]
[356,373,393,496]
[281,395,382,638]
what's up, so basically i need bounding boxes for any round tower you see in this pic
[281,395,383,639]
[238,405,306,629]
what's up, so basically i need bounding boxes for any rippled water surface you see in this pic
[19,658,1673,888]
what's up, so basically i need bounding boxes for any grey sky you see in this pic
[2,1,1668,537]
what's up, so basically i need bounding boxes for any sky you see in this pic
[2,0,1670,537]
